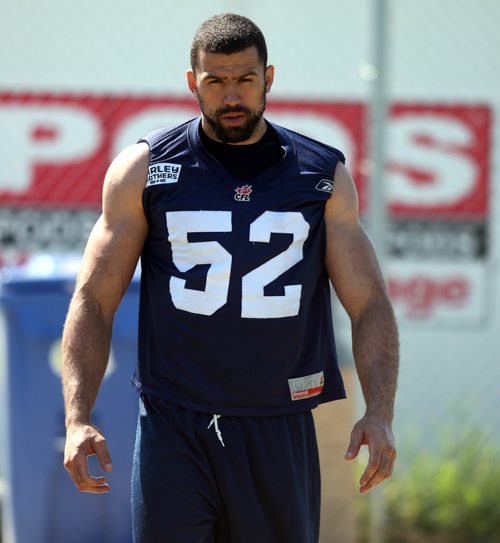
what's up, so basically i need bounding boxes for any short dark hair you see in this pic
[190,13,268,71]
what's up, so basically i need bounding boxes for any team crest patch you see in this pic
[316,178,334,193]
[288,371,324,401]
[234,184,252,202]
[146,162,182,187]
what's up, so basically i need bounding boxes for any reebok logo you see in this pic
[288,371,324,401]
[146,163,182,187]
[316,178,334,193]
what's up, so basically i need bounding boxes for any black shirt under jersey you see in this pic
[198,122,285,180]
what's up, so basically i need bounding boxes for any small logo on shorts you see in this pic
[234,185,253,202]
[146,162,182,187]
[288,371,324,401]
[316,178,334,193]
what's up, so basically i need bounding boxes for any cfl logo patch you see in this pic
[234,185,253,202]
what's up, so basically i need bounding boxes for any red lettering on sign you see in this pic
[0,94,490,219]
[388,276,470,318]
[387,104,490,218]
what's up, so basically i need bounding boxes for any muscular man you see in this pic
[62,13,399,543]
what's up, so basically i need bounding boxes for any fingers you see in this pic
[72,472,111,494]
[94,435,113,473]
[359,441,396,493]
[77,478,111,493]
[64,425,112,493]
[345,424,363,460]
[64,453,111,493]
[345,416,397,493]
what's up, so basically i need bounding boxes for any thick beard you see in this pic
[197,90,267,144]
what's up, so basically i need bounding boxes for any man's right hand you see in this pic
[64,423,113,493]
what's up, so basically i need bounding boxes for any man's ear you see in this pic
[186,70,197,95]
[265,65,275,93]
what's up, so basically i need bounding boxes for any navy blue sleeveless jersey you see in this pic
[133,117,346,416]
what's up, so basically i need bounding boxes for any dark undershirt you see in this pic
[199,121,285,181]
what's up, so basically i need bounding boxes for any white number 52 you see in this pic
[166,210,310,319]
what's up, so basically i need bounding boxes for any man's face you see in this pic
[187,46,274,144]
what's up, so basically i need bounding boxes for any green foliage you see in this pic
[384,428,500,543]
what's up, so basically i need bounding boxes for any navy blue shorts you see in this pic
[131,395,321,543]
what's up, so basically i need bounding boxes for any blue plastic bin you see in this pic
[0,272,139,543]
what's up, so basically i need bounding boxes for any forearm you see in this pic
[62,291,114,427]
[351,295,399,422]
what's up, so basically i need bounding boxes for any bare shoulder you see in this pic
[324,161,359,225]
[102,142,150,214]
[324,161,386,318]
[74,143,150,311]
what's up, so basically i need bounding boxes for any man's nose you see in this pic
[223,84,242,107]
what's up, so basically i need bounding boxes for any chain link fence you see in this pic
[1,1,500,541]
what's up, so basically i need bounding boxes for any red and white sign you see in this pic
[386,104,490,218]
[0,95,365,208]
[387,261,486,324]
[0,93,491,217]
[0,94,492,325]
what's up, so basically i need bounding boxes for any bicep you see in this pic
[76,215,146,314]
[325,162,387,321]
[74,144,149,316]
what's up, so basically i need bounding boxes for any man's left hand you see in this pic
[344,414,397,493]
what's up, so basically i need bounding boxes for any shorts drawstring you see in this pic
[207,414,225,447]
